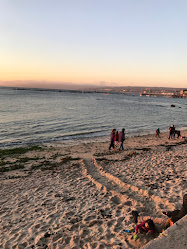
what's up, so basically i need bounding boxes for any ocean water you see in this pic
[0,87,187,147]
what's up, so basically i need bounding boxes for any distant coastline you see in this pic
[1,85,186,98]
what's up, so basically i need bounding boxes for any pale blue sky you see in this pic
[1,0,187,87]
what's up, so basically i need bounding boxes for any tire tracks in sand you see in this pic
[82,157,175,215]
[81,158,141,207]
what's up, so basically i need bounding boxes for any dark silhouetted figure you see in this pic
[156,128,160,137]
[109,129,116,150]
[118,128,125,150]
[169,125,175,139]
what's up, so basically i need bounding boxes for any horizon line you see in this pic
[0,83,185,90]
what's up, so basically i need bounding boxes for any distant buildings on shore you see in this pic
[139,89,187,98]
[179,89,187,98]
[101,86,187,98]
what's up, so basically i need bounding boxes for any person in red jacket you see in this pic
[114,131,119,147]
[135,219,156,235]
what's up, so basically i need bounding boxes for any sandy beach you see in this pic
[0,131,186,249]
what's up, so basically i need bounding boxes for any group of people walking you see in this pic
[109,125,182,151]
[109,128,125,150]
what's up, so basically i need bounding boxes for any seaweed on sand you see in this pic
[0,164,24,172]
[0,145,44,158]
[18,157,40,163]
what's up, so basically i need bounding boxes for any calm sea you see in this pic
[0,87,187,147]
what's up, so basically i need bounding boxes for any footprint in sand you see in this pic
[115,208,121,217]
[107,220,115,227]
[90,242,98,248]
[110,196,121,205]
[70,223,79,231]
[64,211,75,218]
[79,227,89,238]
[34,223,40,229]
[83,215,97,222]
[64,236,71,245]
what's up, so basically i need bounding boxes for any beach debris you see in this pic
[133,234,138,240]
[124,227,134,233]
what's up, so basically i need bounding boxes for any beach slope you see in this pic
[0,131,186,248]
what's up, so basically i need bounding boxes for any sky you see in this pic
[1,0,187,88]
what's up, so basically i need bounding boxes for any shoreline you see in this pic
[1,126,187,149]
[0,130,186,248]
[45,128,187,151]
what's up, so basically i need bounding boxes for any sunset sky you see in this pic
[1,0,187,88]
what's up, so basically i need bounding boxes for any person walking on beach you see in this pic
[169,125,175,139]
[109,129,116,150]
[118,128,125,150]
[114,131,119,147]
[156,128,160,137]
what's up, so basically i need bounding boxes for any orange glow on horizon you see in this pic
[1,60,187,88]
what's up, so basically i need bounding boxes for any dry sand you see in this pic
[0,131,186,249]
